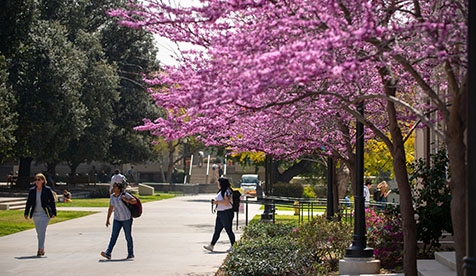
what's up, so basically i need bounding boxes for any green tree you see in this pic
[101,19,161,164]
[12,19,87,188]
[60,30,120,175]
[0,0,35,58]
[0,55,17,161]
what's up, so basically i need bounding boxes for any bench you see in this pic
[4,176,35,187]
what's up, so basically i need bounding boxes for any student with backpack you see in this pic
[101,181,136,260]
[203,177,235,253]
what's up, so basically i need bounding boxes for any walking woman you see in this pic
[24,173,57,256]
[101,181,136,260]
[203,177,235,252]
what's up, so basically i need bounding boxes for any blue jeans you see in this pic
[211,209,235,246]
[106,219,133,256]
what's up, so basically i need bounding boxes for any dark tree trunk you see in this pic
[276,159,314,183]
[445,83,467,276]
[380,67,417,275]
[17,157,33,189]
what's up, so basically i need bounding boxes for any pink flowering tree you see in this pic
[110,1,467,275]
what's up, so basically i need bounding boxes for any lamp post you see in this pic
[345,101,373,258]
[326,156,335,220]
[261,155,274,221]
[183,138,188,184]
[339,101,379,274]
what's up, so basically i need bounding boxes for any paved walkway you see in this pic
[0,194,263,276]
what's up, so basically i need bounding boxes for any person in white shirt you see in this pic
[203,178,235,252]
[109,170,125,194]
[364,179,372,207]
[101,181,136,260]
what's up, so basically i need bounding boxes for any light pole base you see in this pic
[339,257,380,275]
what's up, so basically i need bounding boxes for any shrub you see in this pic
[313,185,327,198]
[89,186,110,198]
[293,215,353,274]
[409,148,452,257]
[302,185,316,198]
[225,237,315,276]
[241,220,296,239]
[224,212,403,275]
[272,182,303,198]
[366,208,404,268]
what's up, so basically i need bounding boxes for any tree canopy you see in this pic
[0,0,161,182]
[111,1,467,275]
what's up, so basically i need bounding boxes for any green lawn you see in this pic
[0,193,175,237]
[0,210,95,237]
[56,193,175,207]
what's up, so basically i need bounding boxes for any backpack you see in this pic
[231,189,241,212]
[122,193,143,218]
[373,188,382,202]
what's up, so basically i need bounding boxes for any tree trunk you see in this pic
[167,141,176,183]
[336,164,350,199]
[445,85,466,276]
[68,161,80,176]
[276,159,315,183]
[46,161,58,189]
[391,135,417,276]
[381,67,417,275]
[17,157,33,189]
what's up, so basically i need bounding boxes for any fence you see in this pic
[239,195,398,227]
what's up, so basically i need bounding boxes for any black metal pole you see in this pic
[261,155,273,221]
[183,141,187,183]
[464,1,476,274]
[327,156,335,220]
[345,101,373,258]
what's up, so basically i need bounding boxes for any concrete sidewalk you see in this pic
[0,194,263,276]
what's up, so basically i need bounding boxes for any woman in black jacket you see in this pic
[24,173,57,256]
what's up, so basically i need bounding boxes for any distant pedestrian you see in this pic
[170,167,178,183]
[375,181,391,211]
[210,164,219,184]
[127,166,136,184]
[109,169,125,194]
[7,171,14,186]
[203,177,235,252]
[101,181,136,260]
[364,179,372,207]
[218,164,224,177]
[198,151,204,168]
[24,173,57,256]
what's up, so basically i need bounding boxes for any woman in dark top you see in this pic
[24,173,57,256]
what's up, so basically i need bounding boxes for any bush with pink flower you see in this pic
[365,207,404,269]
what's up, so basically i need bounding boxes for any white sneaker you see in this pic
[203,244,214,252]
[227,246,233,253]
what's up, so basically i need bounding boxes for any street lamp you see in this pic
[183,138,188,184]
[339,101,379,275]
[345,101,373,258]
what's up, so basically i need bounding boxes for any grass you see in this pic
[259,204,327,212]
[56,193,175,208]
[0,210,95,237]
[0,193,175,237]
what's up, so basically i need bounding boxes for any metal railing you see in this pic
[239,195,398,227]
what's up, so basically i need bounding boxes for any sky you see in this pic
[154,35,181,66]
[151,0,203,67]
